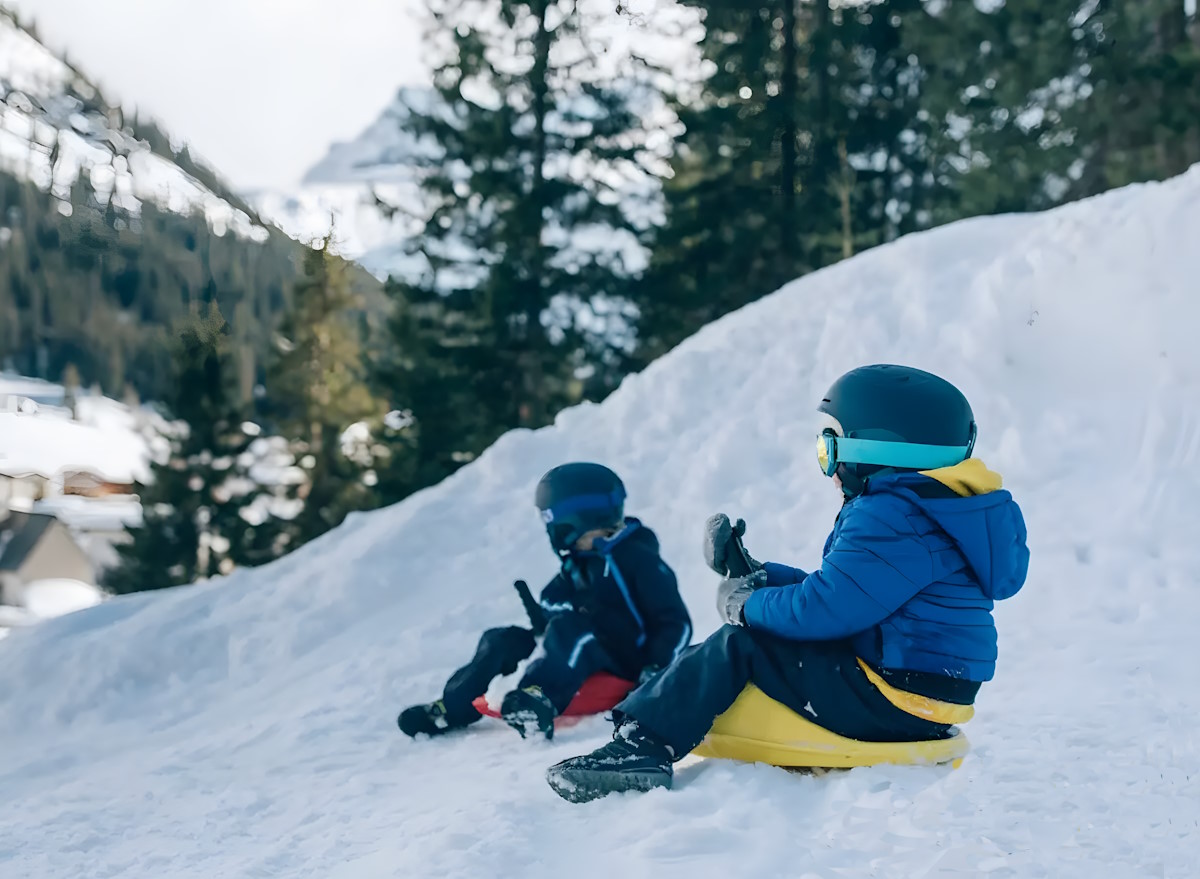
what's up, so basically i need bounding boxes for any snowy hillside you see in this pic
[0,7,267,240]
[3,168,1200,877]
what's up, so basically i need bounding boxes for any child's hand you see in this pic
[703,514,762,576]
[716,571,768,625]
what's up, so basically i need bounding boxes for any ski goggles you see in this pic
[539,490,625,553]
[816,430,973,477]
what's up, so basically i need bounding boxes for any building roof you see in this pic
[0,512,57,572]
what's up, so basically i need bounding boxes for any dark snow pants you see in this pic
[443,612,638,721]
[614,624,951,758]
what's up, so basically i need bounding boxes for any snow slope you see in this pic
[3,169,1200,878]
[0,8,267,240]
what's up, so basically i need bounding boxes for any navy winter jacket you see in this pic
[743,459,1029,682]
[539,518,693,671]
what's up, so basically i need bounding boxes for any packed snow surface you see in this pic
[3,169,1200,877]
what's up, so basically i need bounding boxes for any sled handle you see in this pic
[514,579,547,636]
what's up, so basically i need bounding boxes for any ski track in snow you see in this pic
[4,169,1200,877]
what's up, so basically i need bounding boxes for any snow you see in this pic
[3,167,1200,876]
[0,409,149,484]
[20,578,102,619]
[0,373,161,483]
[249,181,425,277]
[0,603,33,637]
[253,74,666,281]
[32,494,142,532]
[0,11,268,241]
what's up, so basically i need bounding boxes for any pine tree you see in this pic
[895,0,1085,223]
[1066,0,1200,197]
[635,0,850,364]
[375,0,662,497]
[61,363,81,419]
[267,238,383,547]
[0,163,328,401]
[104,305,275,594]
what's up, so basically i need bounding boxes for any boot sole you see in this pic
[546,765,671,803]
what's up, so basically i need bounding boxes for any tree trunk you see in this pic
[1155,1,1191,176]
[780,0,799,269]
[522,0,552,428]
[812,0,835,266]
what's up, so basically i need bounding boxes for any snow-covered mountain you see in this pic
[252,77,663,282]
[248,87,435,278]
[3,167,1200,877]
[0,6,267,240]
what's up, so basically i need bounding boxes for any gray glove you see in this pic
[703,513,762,576]
[716,570,768,626]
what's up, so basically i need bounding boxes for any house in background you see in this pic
[0,510,96,608]
[0,469,51,509]
[62,469,137,498]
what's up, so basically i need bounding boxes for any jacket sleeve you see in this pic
[762,562,808,587]
[538,573,575,616]
[742,498,935,641]
[623,545,693,669]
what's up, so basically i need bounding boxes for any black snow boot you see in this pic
[500,686,557,740]
[546,722,675,803]
[397,700,478,738]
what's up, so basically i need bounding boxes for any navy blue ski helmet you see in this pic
[816,365,976,496]
[535,463,626,553]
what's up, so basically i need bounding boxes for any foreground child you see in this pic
[547,365,1029,801]
[399,462,692,740]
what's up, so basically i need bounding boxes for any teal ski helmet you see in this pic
[816,365,976,497]
[535,463,626,554]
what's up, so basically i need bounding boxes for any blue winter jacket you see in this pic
[742,459,1029,682]
[539,519,693,671]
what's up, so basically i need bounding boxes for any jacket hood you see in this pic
[875,460,1029,600]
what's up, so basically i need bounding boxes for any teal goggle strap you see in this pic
[819,434,970,477]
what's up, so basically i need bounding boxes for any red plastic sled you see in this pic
[472,672,635,725]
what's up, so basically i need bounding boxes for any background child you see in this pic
[547,365,1030,802]
[399,462,692,740]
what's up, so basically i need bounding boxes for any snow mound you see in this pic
[20,578,102,619]
[3,168,1200,877]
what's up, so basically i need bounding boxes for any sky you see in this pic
[7,0,428,191]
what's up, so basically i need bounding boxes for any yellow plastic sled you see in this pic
[691,685,969,769]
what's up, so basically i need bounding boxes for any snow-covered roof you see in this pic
[0,374,152,483]
[0,410,148,483]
